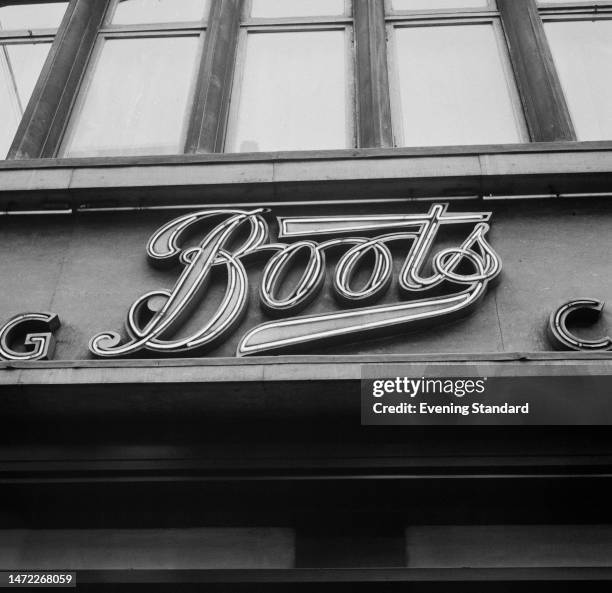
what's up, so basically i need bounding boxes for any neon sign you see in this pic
[88,204,502,358]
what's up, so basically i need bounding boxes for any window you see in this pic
[61,36,202,157]
[541,2,612,141]
[386,0,526,147]
[61,0,207,157]
[225,1,353,152]
[0,1,68,158]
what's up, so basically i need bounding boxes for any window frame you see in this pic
[386,13,528,148]
[59,3,208,158]
[225,13,357,153]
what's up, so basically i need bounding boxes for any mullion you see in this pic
[498,0,575,142]
[354,0,393,148]
[184,0,243,153]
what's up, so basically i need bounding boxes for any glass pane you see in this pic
[111,0,209,24]
[0,2,68,30]
[250,0,345,18]
[0,42,50,158]
[393,24,523,147]
[545,20,612,141]
[62,36,199,157]
[391,0,490,10]
[228,31,348,152]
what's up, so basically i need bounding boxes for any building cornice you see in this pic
[1,142,612,212]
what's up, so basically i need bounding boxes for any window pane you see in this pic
[62,36,199,157]
[0,42,50,157]
[228,31,349,152]
[111,0,209,24]
[393,24,523,147]
[250,0,345,18]
[0,2,68,30]
[545,20,612,141]
[391,0,490,10]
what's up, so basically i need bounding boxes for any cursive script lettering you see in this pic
[89,204,502,358]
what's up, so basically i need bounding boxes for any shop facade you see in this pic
[1,0,612,590]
